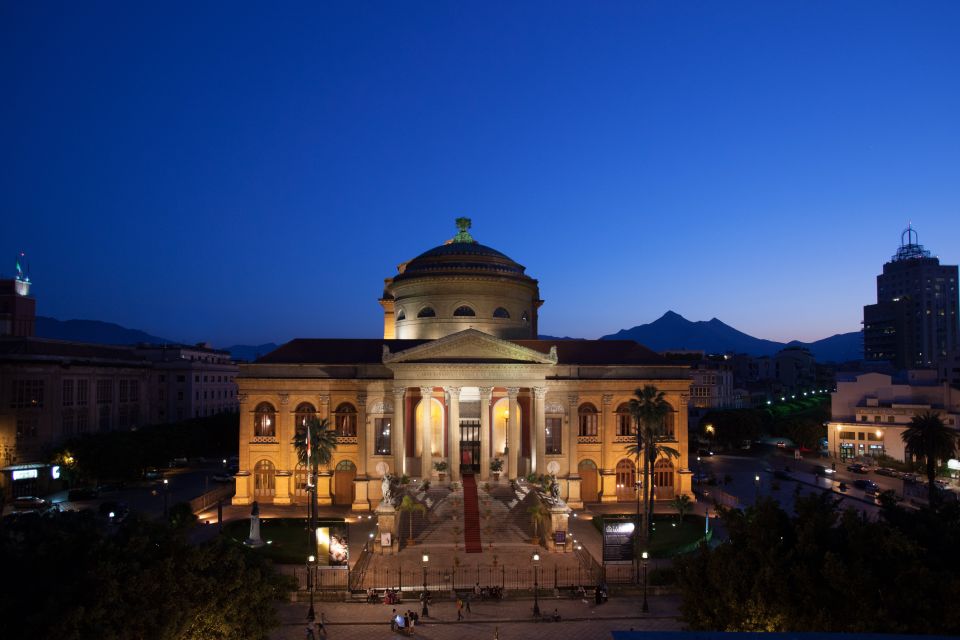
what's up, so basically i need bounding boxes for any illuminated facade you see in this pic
[234,219,693,511]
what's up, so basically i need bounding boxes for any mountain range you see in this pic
[32,311,862,363]
[600,311,862,362]
[33,316,277,362]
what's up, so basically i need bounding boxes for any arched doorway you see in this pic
[615,458,636,502]
[254,459,276,500]
[333,460,357,505]
[653,458,676,500]
[293,462,310,501]
[578,459,599,503]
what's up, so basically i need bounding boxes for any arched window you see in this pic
[654,458,675,499]
[453,305,475,317]
[616,403,635,436]
[493,307,510,319]
[656,407,676,440]
[254,402,276,438]
[294,402,316,431]
[396,309,406,321]
[578,403,598,437]
[254,459,276,498]
[615,458,636,501]
[417,307,436,318]
[334,402,357,437]
[294,462,310,498]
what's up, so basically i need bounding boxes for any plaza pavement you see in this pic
[270,593,683,639]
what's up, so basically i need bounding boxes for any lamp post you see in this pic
[634,476,642,585]
[532,552,541,618]
[421,553,429,617]
[641,551,649,613]
[162,478,169,519]
[754,474,760,504]
[307,554,316,624]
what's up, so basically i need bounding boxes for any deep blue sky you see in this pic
[2,1,959,346]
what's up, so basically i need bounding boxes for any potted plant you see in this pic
[528,503,550,546]
[490,457,504,481]
[433,460,448,481]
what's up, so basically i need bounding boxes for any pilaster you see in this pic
[507,387,520,480]
[446,386,461,481]
[480,387,493,480]
[533,386,546,474]
[392,388,406,476]
[600,394,614,473]
[420,386,434,479]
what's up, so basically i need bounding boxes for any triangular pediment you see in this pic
[383,329,557,365]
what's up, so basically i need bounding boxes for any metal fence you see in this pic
[294,565,350,591]
[346,564,601,593]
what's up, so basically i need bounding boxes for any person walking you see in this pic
[456,596,464,621]
[465,592,472,613]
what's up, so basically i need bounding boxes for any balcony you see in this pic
[251,435,278,444]
[577,435,600,444]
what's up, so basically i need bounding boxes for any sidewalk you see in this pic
[270,593,683,639]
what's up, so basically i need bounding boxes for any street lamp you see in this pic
[634,476,642,586]
[754,474,760,503]
[162,478,170,518]
[641,551,649,613]
[306,554,317,624]
[421,553,430,617]
[532,552,541,618]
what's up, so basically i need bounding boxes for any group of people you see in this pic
[366,587,401,604]
[390,608,421,635]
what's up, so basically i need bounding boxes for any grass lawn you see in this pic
[594,514,708,558]
[223,517,344,564]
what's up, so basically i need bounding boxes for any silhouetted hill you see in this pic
[224,343,279,362]
[35,316,174,345]
[602,311,861,362]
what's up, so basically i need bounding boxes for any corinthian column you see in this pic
[446,386,461,481]
[507,387,520,479]
[392,387,406,476]
[420,386,434,479]
[533,387,547,474]
[480,387,493,480]
[566,393,579,474]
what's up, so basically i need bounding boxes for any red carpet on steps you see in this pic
[461,474,483,553]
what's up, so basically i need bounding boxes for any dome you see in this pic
[380,218,543,340]
[395,240,528,281]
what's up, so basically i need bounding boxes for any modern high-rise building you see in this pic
[863,226,959,369]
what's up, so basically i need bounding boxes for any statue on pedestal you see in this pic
[244,500,265,547]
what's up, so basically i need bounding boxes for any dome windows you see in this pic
[396,309,406,321]
[453,306,476,317]
[417,307,436,318]
[493,307,510,319]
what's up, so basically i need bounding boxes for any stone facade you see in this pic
[235,221,693,511]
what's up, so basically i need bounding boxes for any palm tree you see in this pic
[901,410,958,505]
[527,503,551,545]
[670,494,692,523]
[627,386,679,543]
[398,494,426,545]
[292,417,338,554]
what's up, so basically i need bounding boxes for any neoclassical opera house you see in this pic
[234,220,693,511]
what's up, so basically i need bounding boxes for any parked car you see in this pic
[874,467,899,478]
[853,479,880,494]
[11,496,49,513]
[144,467,164,480]
[212,472,235,483]
[68,487,100,501]
[902,473,922,483]
[168,457,188,468]
[847,463,870,474]
[696,448,714,457]
[813,464,836,477]
[740,440,752,450]
[775,441,787,448]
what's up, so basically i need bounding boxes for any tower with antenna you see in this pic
[863,226,958,369]
[0,251,36,337]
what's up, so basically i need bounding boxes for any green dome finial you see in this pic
[453,217,474,243]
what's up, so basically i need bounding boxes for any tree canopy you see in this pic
[674,493,960,633]
[0,511,293,639]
